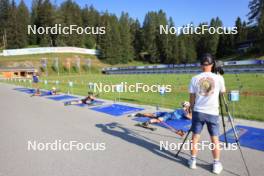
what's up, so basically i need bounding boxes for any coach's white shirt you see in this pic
[189,72,226,116]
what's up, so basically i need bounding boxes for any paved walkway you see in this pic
[0,83,263,176]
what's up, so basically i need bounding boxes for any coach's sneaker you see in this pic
[212,161,223,174]
[188,157,197,169]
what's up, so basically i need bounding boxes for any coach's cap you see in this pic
[181,101,190,107]
[200,53,214,65]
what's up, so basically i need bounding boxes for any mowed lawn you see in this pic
[5,73,264,121]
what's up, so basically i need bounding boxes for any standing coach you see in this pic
[188,53,226,174]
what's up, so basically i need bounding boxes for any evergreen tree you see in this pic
[258,8,264,52]
[177,36,186,63]
[30,0,56,46]
[155,10,169,63]
[248,0,264,52]
[165,17,178,64]
[184,35,197,63]
[6,0,20,48]
[81,5,100,48]
[28,0,38,45]
[97,13,122,64]
[16,0,30,47]
[0,0,10,48]
[130,19,142,60]
[142,12,158,63]
[196,22,209,58]
[182,23,197,63]
[217,32,235,57]
[248,0,264,23]
[119,12,134,63]
[235,17,247,44]
[57,0,83,47]
[207,17,222,55]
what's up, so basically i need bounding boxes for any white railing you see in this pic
[3,47,99,56]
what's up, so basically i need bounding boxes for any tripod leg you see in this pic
[221,94,251,176]
[219,95,228,147]
[175,129,192,158]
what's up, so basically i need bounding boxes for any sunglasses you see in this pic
[201,62,212,66]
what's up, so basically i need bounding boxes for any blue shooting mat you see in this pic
[133,116,191,132]
[46,95,78,101]
[14,88,55,96]
[14,87,30,91]
[18,89,36,94]
[91,104,144,116]
[220,125,264,151]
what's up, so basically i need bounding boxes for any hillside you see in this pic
[0,53,108,75]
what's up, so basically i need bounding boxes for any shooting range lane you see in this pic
[1,83,264,176]
[73,100,105,107]
[90,104,144,116]
[133,116,191,132]
[46,94,79,101]
[220,125,264,151]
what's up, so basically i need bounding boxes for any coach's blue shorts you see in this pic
[191,111,220,136]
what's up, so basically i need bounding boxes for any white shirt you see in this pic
[189,72,226,116]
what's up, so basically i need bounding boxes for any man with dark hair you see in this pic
[188,53,226,174]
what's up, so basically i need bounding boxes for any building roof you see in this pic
[0,66,36,72]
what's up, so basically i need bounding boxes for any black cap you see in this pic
[200,53,214,65]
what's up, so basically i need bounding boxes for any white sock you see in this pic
[214,159,220,164]
[191,156,196,161]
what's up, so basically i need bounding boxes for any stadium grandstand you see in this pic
[102,59,264,74]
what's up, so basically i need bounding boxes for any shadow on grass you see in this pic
[95,122,240,176]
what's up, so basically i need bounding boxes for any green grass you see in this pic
[3,73,264,121]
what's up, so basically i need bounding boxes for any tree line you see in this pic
[0,0,263,64]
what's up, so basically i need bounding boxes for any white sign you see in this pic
[88,82,94,90]
[159,86,166,95]
[3,47,99,56]
[116,84,124,93]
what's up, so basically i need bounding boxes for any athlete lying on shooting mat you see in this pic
[32,87,59,96]
[133,101,192,136]
[64,92,98,106]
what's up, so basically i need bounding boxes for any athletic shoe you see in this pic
[188,158,197,169]
[127,114,136,117]
[176,130,185,137]
[212,162,223,174]
[142,121,150,126]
